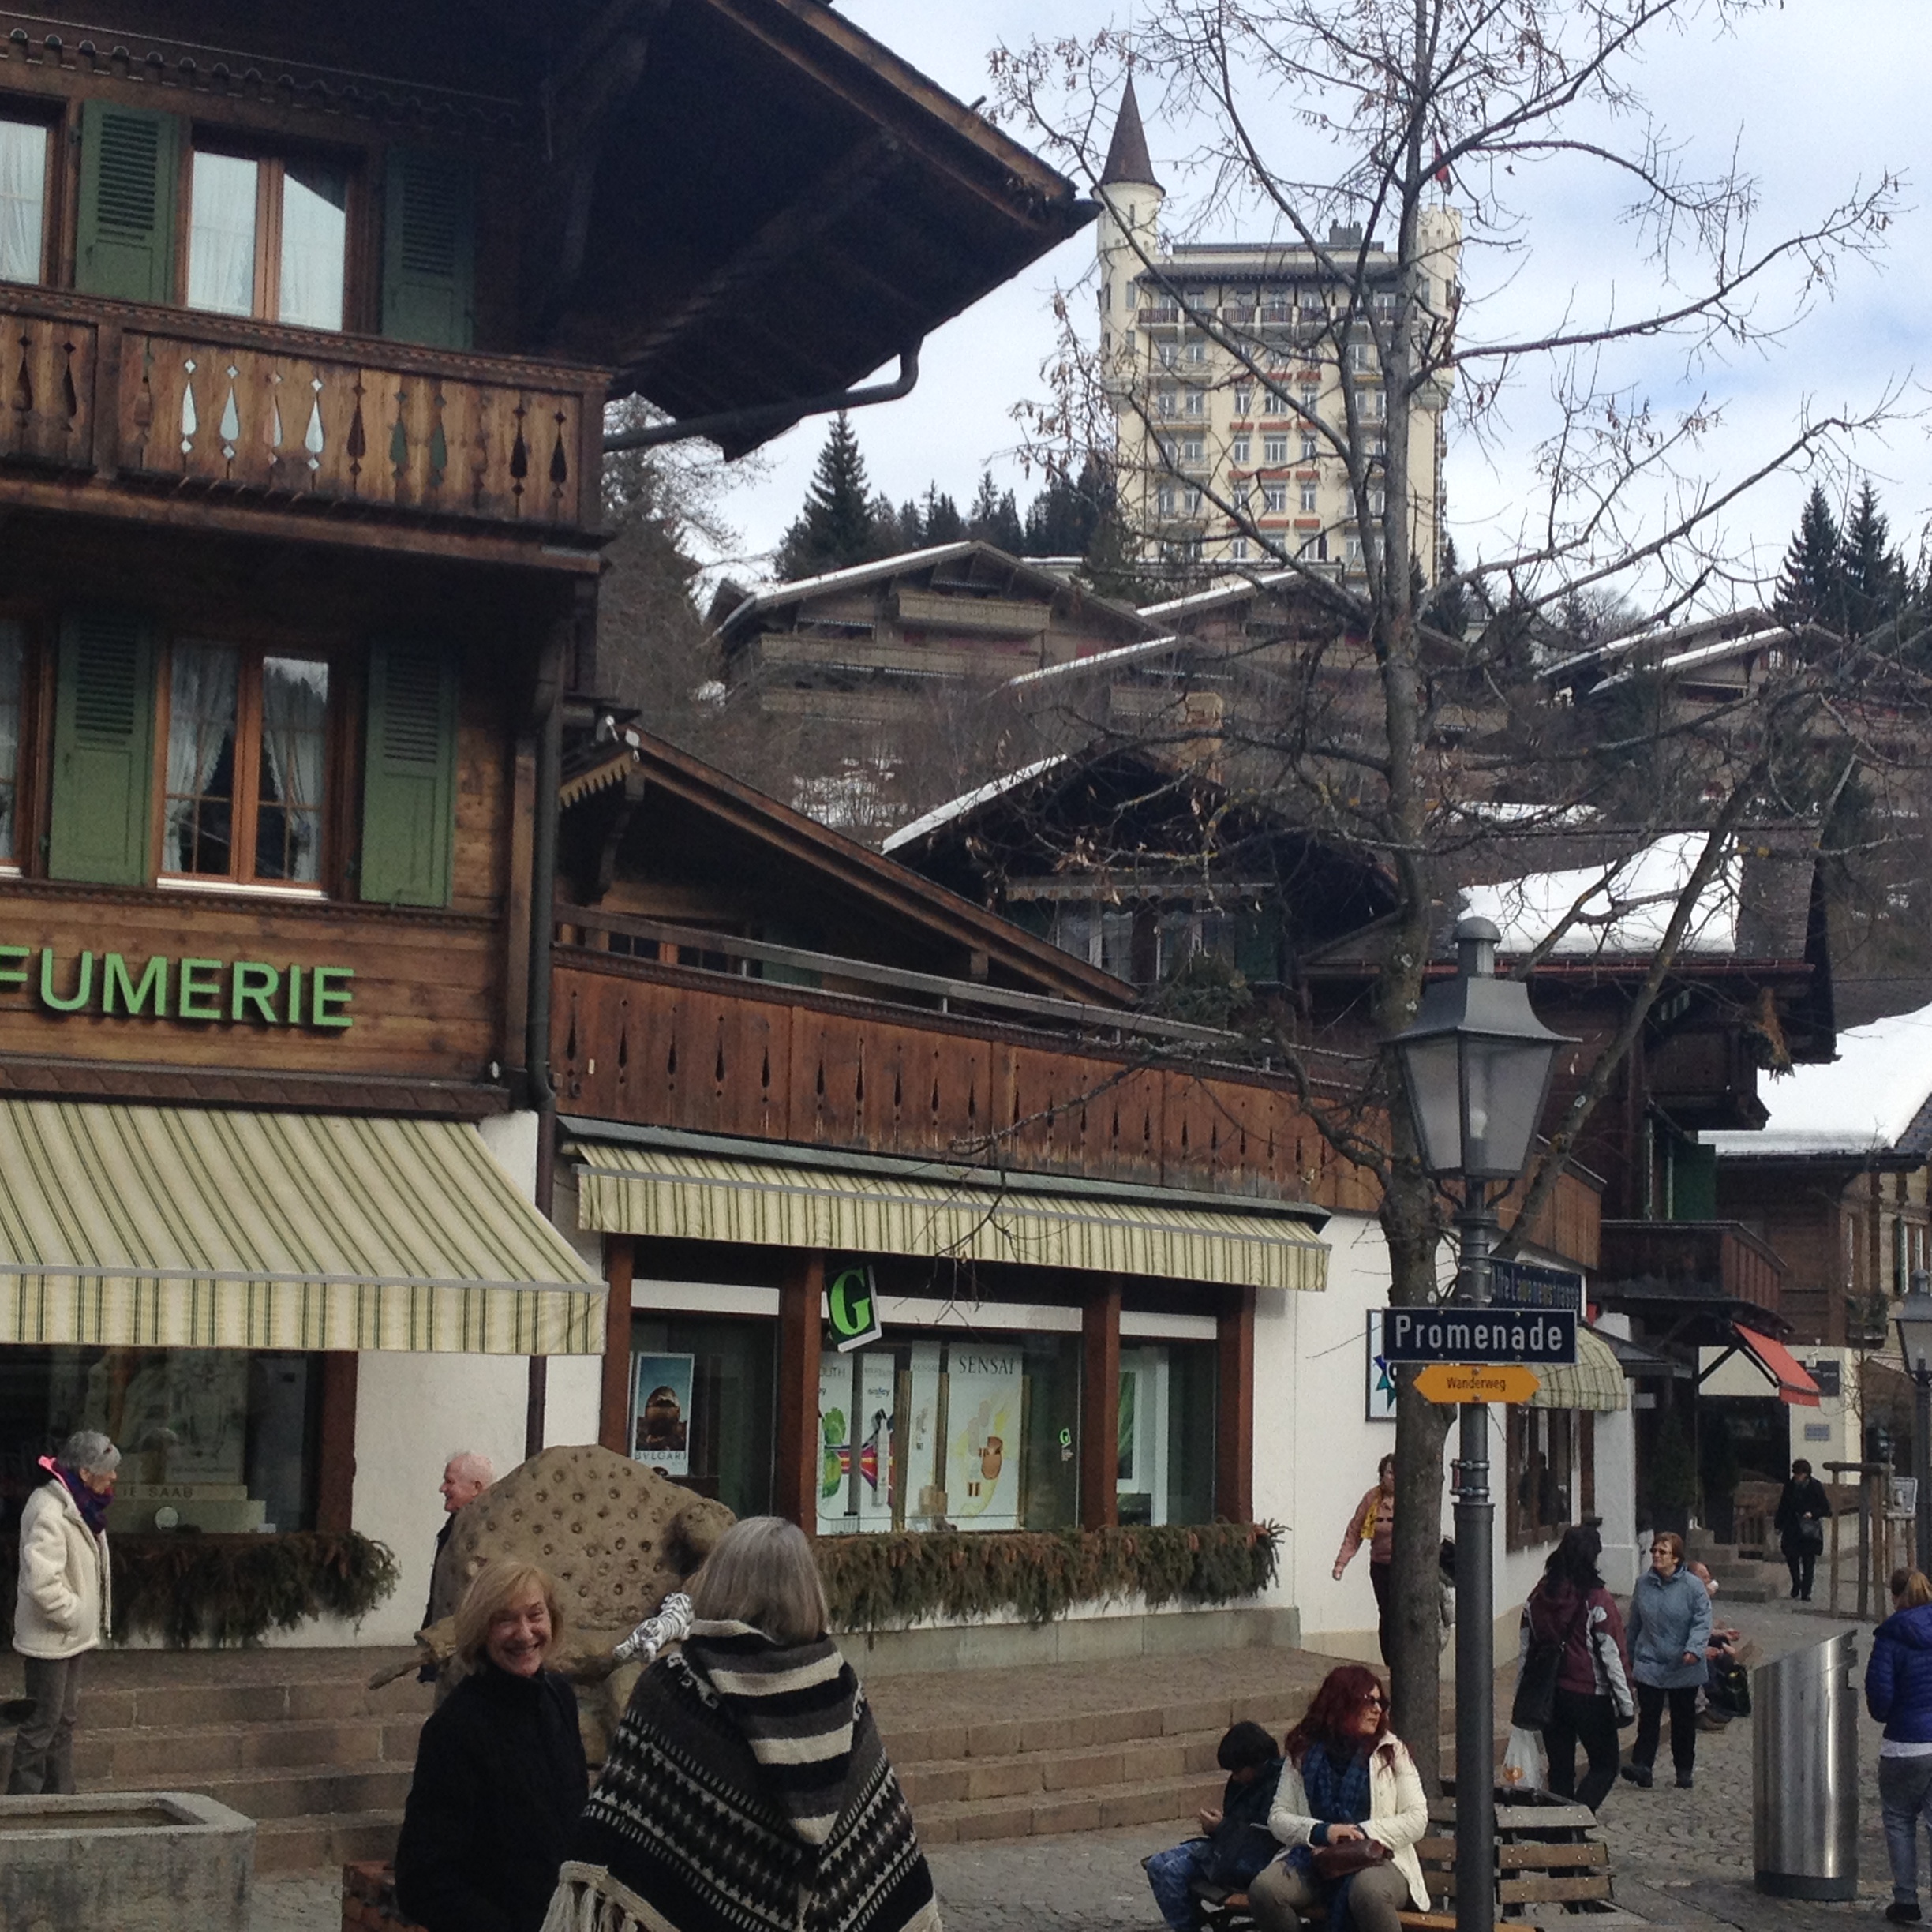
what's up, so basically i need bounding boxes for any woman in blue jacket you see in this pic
[1867,1567,1932,1925]
[1618,1531,1712,1791]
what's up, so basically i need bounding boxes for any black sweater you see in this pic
[394,1662,588,1932]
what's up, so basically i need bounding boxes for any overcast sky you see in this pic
[697,2,1932,608]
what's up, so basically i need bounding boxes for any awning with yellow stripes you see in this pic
[1529,1325,1628,1413]
[0,1101,605,1354]
[568,1140,1328,1293]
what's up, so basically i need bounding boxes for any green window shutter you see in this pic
[381,148,475,349]
[75,100,179,304]
[48,611,157,886]
[361,640,458,907]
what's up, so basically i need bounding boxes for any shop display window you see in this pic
[1118,1341,1216,1526]
[817,1331,1080,1535]
[1506,1404,1578,1548]
[0,1346,320,1536]
[627,1312,776,1520]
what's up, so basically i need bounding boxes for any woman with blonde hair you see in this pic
[1869,1568,1932,1922]
[395,1560,587,1932]
[547,1515,937,1932]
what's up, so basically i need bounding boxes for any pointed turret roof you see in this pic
[1099,76,1163,191]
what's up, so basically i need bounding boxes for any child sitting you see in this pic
[1144,1720,1285,1931]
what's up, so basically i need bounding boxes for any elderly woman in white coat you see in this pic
[1249,1664,1432,1932]
[8,1430,118,1795]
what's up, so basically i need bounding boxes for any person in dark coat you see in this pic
[394,1559,587,1932]
[1144,1720,1285,1930]
[1518,1525,1633,1812]
[1774,1458,1833,1602]
[1867,1568,1932,1924]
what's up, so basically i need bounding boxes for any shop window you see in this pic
[160,642,331,886]
[1118,1342,1215,1525]
[627,1313,775,1520]
[187,147,350,331]
[0,111,51,284]
[817,1331,1080,1534]
[0,1347,321,1537]
[1506,1405,1578,1549]
[0,620,22,863]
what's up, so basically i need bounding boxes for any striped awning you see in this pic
[0,1101,605,1354]
[1530,1326,1628,1413]
[569,1141,1327,1293]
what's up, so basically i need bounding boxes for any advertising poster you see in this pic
[855,1350,897,1529]
[1365,1312,1397,1423]
[631,1353,695,1477]
[945,1349,1024,1530]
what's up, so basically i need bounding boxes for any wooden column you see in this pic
[774,1252,825,1530]
[316,1353,359,1533]
[598,1235,635,1454]
[1080,1275,1122,1529]
[1215,1285,1256,1525]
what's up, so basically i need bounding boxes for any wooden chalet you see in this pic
[0,0,1091,1633]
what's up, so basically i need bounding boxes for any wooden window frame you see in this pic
[152,636,338,893]
[0,99,60,288]
[1506,1405,1579,1552]
[178,132,365,331]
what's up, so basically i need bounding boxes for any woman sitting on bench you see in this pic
[1249,1664,1432,1932]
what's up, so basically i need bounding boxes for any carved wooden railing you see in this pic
[1,287,608,534]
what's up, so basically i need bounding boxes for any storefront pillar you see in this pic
[775,1251,825,1529]
[598,1236,636,1455]
[317,1354,359,1533]
[1215,1285,1256,1524]
[1080,1275,1122,1528]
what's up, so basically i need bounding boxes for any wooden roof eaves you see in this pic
[589,729,1138,1006]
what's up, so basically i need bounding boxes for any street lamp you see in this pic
[1391,915,1571,1932]
[1895,1267,1932,1574]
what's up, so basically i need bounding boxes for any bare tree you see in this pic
[992,1,1919,1787]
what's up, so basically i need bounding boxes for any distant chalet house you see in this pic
[0,0,1091,1644]
[886,747,1632,1623]
[707,543,1158,826]
[1704,1000,1932,1476]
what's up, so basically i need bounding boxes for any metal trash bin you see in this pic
[1754,1630,1859,1899]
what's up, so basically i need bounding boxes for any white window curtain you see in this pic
[0,118,47,285]
[279,163,347,331]
[257,657,328,882]
[165,644,239,872]
[187,153,259,317]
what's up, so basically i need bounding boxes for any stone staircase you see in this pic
[1683,1528,1776,1603]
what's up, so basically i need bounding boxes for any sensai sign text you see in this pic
[1,949,354,1031]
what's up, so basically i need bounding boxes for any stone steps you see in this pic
[915,1768,1226,1844]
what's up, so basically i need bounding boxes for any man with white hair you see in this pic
[418,1451,494,1680]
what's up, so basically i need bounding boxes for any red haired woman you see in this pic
[1249,1665,1432,1932]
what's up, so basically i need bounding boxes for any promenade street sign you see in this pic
[1488,1260,1584,1313]
[1380,1306,1578,1366]
[1415,1364,1543,1406]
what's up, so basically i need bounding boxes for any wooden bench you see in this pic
[1193,1794,1613,1928]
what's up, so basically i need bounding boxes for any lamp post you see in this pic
[1391,915,1571,1932]
[1896,1268,1932,1574]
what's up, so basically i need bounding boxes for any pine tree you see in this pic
[1839,479,1908,638]
[775,413,877,579]
[919,486,965,545]
[1423,536,1472,640]
[1773,484,1845,631]
[966,473,1025,553]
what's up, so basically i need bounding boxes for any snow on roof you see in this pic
[1007,633,1185,688]
[719,544,972,625]
[1458,832,1741,958]
[1705,1000,1932,1159]
[879,755,1068,854]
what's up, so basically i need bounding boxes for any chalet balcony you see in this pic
[0,287,607,570]
[1594,1219,1785,1328]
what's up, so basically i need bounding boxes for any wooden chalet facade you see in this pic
[0,0,1092,1642]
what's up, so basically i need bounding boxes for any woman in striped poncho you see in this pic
[545,1517,938,1932]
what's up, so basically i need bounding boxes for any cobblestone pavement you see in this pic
[248,1586,1907,1932]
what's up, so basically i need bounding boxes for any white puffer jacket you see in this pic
[13,1477,110,1660]
[1267,1732,1432,1913]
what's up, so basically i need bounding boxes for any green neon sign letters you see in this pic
[0,948,354,1031]
[827,1264,883,1353]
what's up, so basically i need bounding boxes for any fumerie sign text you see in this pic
[0,948,354,1031]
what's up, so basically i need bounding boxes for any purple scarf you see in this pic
[43,1455,109,1536]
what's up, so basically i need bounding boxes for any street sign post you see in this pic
[1380,1306,1577,1366]
[1416,1364,1542,1406]
[1488,1260,1583,1313]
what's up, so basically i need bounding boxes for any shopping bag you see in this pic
[1501,1724,1547,1793]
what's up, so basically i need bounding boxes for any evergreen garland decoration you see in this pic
[815,1522,1280,1630]
[0,1531,399,1648]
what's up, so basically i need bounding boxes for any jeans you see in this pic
[1633,1682,1698,1779]
[1145,1841,1213,1932]
[1368,1560,1391,1664]
[1880,1754,1932,1906]
[1250,1859,1413,1932]
[1543,1688,1622,1811]
[6,1652,84,1795]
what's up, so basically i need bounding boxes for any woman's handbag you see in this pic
[1513,1589,1588,1730]
[1798,1517,1825,1552]
[1311,1835,1393,1882]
